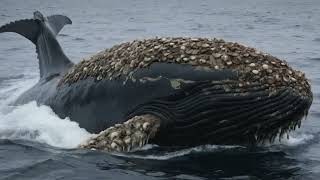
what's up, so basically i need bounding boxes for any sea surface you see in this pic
[0,0,319,179]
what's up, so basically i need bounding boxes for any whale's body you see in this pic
[0,12,313,147]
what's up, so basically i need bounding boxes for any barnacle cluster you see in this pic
[79,115,160,152]
[61,37,311,97]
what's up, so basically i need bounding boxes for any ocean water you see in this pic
[0,0,319,179]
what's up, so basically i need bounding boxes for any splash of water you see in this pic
[0,76,91,149]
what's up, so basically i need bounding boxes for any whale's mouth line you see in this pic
[127,80,312,146]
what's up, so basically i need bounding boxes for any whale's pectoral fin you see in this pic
[47,15,72,35]
[79,115,160,152]
[0,19,40,44]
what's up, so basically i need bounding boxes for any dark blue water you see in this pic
[0,0,319,179]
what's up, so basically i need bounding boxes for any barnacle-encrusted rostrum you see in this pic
[61,37,311,97]
[79,115,160,152]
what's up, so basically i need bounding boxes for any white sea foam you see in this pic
[263,132,315,147]
[114,144,242,160]
[0,77,92,149]
[279,133,314,146]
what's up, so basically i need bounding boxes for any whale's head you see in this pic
[60,37,313,146]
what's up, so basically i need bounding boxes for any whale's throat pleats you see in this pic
[0,14,73,79]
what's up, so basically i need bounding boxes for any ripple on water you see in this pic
[7,47,22,51]
[309,57,320,61]
[58,34,69,37]
[313,38,320,42]
[74,37,85,41]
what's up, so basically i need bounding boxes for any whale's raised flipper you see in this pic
[0,11,73,79]
[47,15,72,35]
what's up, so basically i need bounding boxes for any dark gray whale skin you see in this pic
[0,11,312,147]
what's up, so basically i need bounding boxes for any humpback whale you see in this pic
[0,11,313,152]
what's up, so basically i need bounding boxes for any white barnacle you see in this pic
[125,129,132,135]
[199,59,206,63]
[111,142,118,149]
[96,76,102,81]
[252,70,259,74]
[142,122,151,131]
[262,64,269,69]
[124,137,131,145]
[190,56,196,60]
[135,122,142,129]
[109,131,119,140]
[249,63,256,67]
[213,53,221,58]
[202,43,210,48]
[144,57,152,62]
[88,140,95,145]
[221,54,229,61]
[291,77,297,82]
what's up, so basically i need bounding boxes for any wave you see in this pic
[262,132,314,148]
[113,144,243,160]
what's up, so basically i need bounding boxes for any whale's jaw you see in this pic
[79,79,312,152]
[128,80,312,146]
